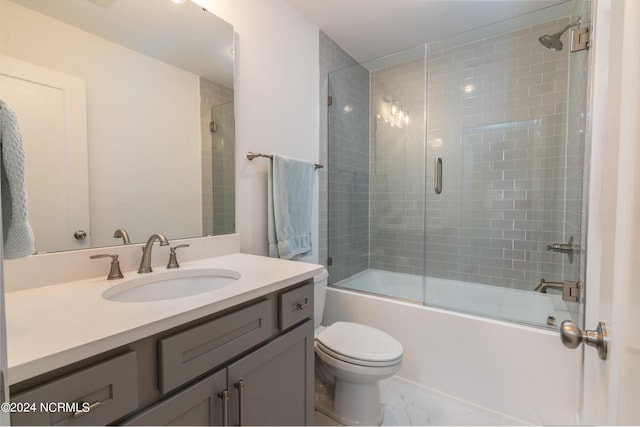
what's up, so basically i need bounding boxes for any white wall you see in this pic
[0,0,202,246]
[194,0,320,261]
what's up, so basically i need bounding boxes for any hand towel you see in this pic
[267,154,314,259]
[0,99,35,259]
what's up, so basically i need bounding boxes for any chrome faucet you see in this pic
[534,278,563,293]
[138,233,169,273]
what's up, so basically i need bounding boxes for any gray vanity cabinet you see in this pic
[124,320,314,426]
[9,280,315,426]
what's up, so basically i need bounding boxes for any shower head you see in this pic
[538,34,564,51]
[538,19,581,51]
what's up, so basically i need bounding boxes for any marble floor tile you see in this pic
[380,376,529,426]
[314,375,529,426]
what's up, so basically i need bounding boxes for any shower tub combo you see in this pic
[324,271,581,425]
[324,0,591,422]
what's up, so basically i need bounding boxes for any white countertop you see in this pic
[5,253,323,385]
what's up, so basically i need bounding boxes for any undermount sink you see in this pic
[102,268,241,303]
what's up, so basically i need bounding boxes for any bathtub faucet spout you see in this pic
[534,278,563,293]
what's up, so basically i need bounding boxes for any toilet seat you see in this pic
[315,321,403,367]
[316,341,402,367]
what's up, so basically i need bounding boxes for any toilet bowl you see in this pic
[314,270,403,425]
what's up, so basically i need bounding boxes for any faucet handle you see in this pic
[90,254,124,280]
[167,244,190,269]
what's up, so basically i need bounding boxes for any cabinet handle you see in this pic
[218,390,229,426]
[73,400,100,418]
[234,380,245,426]
[296,300,309,310]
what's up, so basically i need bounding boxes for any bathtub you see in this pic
[332,269,566,328]
[324,269,582,425]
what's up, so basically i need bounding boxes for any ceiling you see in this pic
[288,0,569,63]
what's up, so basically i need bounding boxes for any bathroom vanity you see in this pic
[5,252,320,426]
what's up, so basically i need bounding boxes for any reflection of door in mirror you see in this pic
[0,55,90,253]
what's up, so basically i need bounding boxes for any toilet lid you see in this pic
[316,321,403,363]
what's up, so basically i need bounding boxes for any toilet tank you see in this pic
[314,269,329,328]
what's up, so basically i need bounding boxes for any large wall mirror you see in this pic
[0,0,235,253]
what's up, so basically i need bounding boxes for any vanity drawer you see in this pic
[158,299,272,394]
[279,282,313,330]
[11,351,138,426]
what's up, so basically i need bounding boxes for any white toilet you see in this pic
[314,270,403,426]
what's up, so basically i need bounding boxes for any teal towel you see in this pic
[268,154,314,259]
[0,99,35,259]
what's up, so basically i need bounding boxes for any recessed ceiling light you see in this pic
[169,0,187,4]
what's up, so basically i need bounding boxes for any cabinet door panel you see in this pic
[123,369,226,426]
[227,320,313,426]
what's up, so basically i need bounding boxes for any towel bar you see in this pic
[247,152,323,169]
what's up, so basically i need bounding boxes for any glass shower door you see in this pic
[423,2,590,329]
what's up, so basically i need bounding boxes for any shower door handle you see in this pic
[434,157,442,194]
